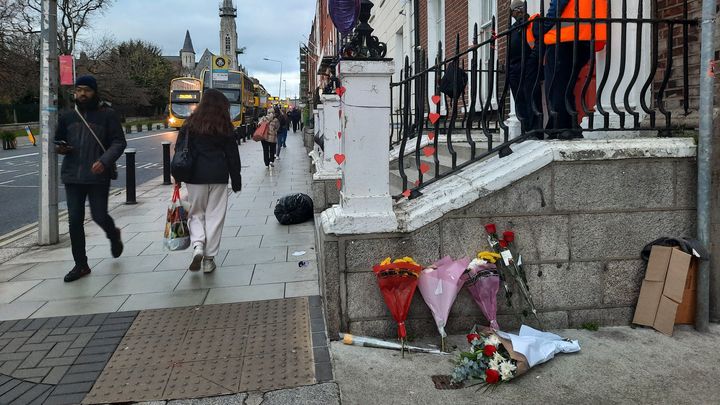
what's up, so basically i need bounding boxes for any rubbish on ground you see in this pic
[339,333,445,355]
[418,256,470,352]
[274,193,314,225]
[633,245,694,335]
[292,251,307,256]
[372,257,423,357]
[298,261,309,268]
[451,325,579,387]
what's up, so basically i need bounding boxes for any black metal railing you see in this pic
[389,1,697,199]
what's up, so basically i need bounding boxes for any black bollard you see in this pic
[162,141,172,185]
[125,148,137,205]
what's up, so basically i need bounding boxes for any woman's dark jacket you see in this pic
[175,128,242,191]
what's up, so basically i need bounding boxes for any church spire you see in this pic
[219,0,237,17]
[181,30,195,54]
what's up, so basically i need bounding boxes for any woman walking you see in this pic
[259,107,279,168]
[275,108,289,159]
[175,89,242,273]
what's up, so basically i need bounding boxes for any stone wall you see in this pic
[312,178,341,213]
[318,156,697,338]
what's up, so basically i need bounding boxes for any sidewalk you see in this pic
[0,131,317,319]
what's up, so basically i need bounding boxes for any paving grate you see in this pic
[83,297,316,404]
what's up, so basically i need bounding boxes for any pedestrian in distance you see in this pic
[175,88,242,273]
[290,107,301,133]
[258,107,280,169]
[54,75,127,282]
[275,107,289,159]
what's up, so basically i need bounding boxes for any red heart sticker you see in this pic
[428,132,436,141]
[334,154,346,165]
[414,180,421,187]
[336,179,342,190]
[423,146,436,157]
[431,95,441,105]
[429,113,440,124]
[402,189,411,198]
[338,131,342,139]
[336,86,346,97]
[420,162,430,174]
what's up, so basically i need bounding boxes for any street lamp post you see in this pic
[263,57,283,99]
[283,80,287,100]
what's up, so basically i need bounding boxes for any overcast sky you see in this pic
[83,0,315,99]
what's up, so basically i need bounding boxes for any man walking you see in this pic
[290,107,301,133]
[55,75,127,282]
[542,0,607,139]
[508,0,543,138]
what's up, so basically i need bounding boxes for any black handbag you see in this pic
[171,128,193,182]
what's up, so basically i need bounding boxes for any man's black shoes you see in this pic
[111,228,123,258]
[64,264,91,282]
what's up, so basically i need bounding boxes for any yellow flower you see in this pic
[393,256,418,266]
[477,251,501,263]
[380,257,392,266]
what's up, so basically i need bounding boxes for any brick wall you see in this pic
[444,0,468,58]
[419,0,428,54]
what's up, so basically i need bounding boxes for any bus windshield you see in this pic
[230,104,242,121]
[171,103,196,118]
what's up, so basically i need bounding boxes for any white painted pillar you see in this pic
[315,94,342,177]
[314,105,325,167]
[321,59,398,235]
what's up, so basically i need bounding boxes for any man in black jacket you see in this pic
[55,76,127,282]
[509,0,543,138]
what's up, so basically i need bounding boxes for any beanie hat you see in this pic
[75,75,98,92]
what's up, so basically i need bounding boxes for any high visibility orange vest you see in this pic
[543,0,608,47]
[526,14,540,49]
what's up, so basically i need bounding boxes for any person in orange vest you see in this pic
[542,0,607,139]
[509,0,543,138]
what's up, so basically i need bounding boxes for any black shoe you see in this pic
[64,264,91,282]
[110,228,123,258]
[558,130,577,141]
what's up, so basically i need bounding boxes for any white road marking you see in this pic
[0,180,15,185]
[0,153,37,161]
[13,171,38,179]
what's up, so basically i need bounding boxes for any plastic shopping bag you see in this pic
[163,183,191,251]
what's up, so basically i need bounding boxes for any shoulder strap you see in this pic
[74,105,107,153]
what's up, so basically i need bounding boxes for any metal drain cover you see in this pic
[83,297,316,404]
[431,375,465,390]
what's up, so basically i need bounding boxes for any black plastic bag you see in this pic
[274,193,314,225]
[440,60,468,99]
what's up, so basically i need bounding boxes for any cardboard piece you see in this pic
[675,258,698,325]
[632,246,692,336]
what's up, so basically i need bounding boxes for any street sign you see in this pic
[212,55,229,82]
[59,55,74,85]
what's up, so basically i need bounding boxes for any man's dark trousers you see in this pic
[544,41,592,133]
[66,183,118,266]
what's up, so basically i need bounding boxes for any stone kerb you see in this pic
[317,137,698,338]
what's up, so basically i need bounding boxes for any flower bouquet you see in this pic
[451,325,581,388]
[463,251,502,330]
[372,256,423,357]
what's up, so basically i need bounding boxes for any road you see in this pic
[0,128,179,237]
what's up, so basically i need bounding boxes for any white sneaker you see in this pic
[202,257,216,273]
[189,245,203,271]
[276,155,281,160]
[269,162,274,167]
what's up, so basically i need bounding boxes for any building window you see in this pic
[225,35,231,55]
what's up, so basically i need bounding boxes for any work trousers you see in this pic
[544,41,592,134]
[261,140,276,166]
[186,183,229,258]
[65,183,118,267]
[509,55,543,136]
[292,121,299,132]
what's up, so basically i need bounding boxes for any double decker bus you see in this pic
[201,69,245,128]
[167,77,202,129]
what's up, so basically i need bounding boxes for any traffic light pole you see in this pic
[38,0,59,245]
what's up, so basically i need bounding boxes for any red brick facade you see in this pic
[444,2,468,58]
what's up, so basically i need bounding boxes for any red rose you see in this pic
[485,369,500,384]
[483,345,497,357]
[503,231,515,243]
[484,223,497,234]
[466,333,480,343]
[498,239,508,249]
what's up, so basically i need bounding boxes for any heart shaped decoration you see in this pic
[338,131,342,139]
[336,86,346,97]
[429,113,440,125]
[423,146,436,157]
[336,179,342,190]
[402,189,411,198]
[334,153,346,165]
[420,162,430,174]
[414,180,421,187]
[431,95,441,105]
[428,132,436,141]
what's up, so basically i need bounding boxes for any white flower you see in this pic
[498,361,517,381]
[486,334,501,346]
[492,352,505,363]
[488,357,501,370]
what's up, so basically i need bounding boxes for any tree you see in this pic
[17,0,114,55]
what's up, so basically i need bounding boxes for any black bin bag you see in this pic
[274,193,314,225]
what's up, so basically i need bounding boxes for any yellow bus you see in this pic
[167,77,202,129]
[201,69,247,128]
